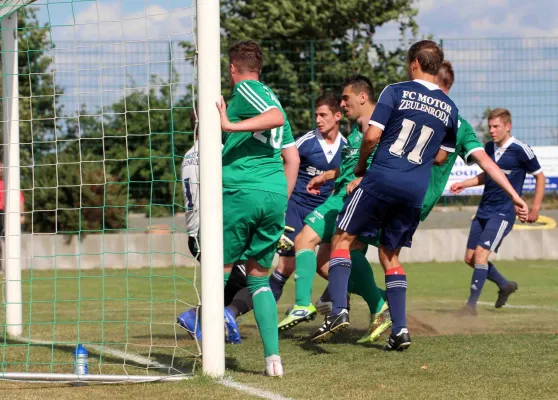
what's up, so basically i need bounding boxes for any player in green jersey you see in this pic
[277,76,390,340]
[216,41,300,377]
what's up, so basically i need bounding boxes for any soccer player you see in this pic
[312,40,459,350]
[216,40,299,377]
[451,108,544,314]
[177,110,254,345]
[278,76,390,341]
[269,93,347,301]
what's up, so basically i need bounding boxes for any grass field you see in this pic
[1,260,558,399]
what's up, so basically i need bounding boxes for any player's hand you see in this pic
[347,177,362,195]
[306,175,325,195]
[277,226,295,252]
[450,182,466,194]
[526,208,539,223]
[353,161,367,177]
[216,96,233,132]
[512,196,529,223]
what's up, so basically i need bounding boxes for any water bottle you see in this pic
[73,344,89,375]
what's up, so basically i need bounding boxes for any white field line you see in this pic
[10,337,293,399]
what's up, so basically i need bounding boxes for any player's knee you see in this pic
[294,228,318,250]
[464,253,474,266]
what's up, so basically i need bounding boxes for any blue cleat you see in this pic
[177,307,201,341]
[224,307,242,344]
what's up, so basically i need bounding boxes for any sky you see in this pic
[20,0,558,146]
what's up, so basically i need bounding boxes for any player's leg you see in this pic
[467,218,516,310]
[459,217,485,315]
[380,202,420,351]
[277,224,321,331]
[178,234,202,339]
[312,187,377,343]
[223,263,251,344]
[269,256,294,301]
[242,191,287,376]
[349,240,391,344]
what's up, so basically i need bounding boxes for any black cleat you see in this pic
[456,304,478,317]
[311,309,350,343]
[495,281,518,308]
[383,328,411,351]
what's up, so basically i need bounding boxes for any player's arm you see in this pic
[450,172,486,194]
[281,145,300,199]
[435,114,458,167]
[217,96,284,132]
[306,168,339,195]
[529,171,545,223]
[519,145,545,223]
[354,85,397,177]
[434,149,449,166]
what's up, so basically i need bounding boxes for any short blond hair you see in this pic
[488,108,512,125]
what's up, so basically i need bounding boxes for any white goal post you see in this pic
[0,0,225,382]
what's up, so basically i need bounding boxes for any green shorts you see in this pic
[223,188,287,268]
[304,193,345,243]
[304,192,381,246]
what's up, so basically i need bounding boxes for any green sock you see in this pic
[246,275,279,357]
[294,249,317,306]
[349,249,385,315]
[224,272,231,286]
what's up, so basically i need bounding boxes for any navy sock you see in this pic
[468,263,489,306]
[329,249,352,314]
[487,262,508,289]
[269,270,288,302]
[385,267,407,334]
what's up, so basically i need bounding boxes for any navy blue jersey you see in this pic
[476,137,542,219]
[290,129,347,208]
[360,79,458,207]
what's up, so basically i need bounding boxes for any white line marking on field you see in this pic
[218,377,294,400]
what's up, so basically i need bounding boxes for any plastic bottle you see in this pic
[73,344,89,375]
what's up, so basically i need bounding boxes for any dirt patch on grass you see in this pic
[407,310,494,336]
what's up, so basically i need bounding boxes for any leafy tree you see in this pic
[188,0,418,134]
[474,107,492,144]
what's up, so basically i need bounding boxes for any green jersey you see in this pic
[222,80,295,196]
[420,116,483,220]
[333,124,373,197]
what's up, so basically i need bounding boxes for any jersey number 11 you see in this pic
[389,118,434,165]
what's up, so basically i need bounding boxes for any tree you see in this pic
[189,0,418,134]
[474,107,492,144]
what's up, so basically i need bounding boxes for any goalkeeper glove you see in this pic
[277,226,295,253]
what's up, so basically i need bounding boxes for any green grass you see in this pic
[2,260,558,399]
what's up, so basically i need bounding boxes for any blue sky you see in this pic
[25,0,558,145]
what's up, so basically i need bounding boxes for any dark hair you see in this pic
[407,40,444,75]
[436,60,455,90]
[315,92,341,114]
[342,75,375,102]
[227,40,263,74]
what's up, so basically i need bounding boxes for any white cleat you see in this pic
[264,355,283,377]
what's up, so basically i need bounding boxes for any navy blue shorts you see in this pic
[336,188,421,251]
[277,199,314,256]
[466,216,514,253]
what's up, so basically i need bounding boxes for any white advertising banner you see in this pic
[443,146,558,196]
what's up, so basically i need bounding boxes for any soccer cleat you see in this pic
[264,355,283,377]
[456,304,478,317]
[495,281,518,308]
[311,309,350,343]
[383,328,411,351]
[177,307,201,341]
[356,302,392,344]
[278,304,317,332]
[314,297,332,316]
[224,307,242,344]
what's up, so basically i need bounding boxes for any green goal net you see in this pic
[0,0,200,382]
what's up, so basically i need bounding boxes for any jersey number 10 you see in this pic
[253,126,283,149]
[389,118,434,165]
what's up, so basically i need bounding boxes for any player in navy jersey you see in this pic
[451,108,545,314]
[311,40,457,350]
[269,93,346,301]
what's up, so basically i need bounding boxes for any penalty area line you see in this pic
[218,376,294,400]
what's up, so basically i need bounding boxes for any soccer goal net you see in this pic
[0,0,208,383]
